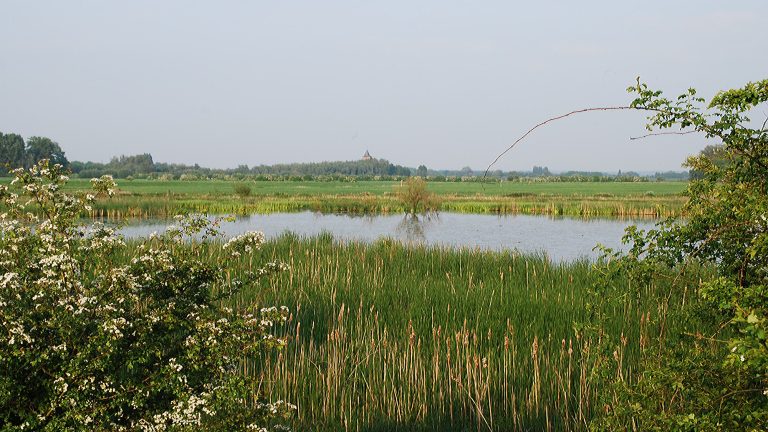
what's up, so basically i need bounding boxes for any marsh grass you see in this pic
[49,178,687,218]
[88,193,684,219]
[117,233,699,431]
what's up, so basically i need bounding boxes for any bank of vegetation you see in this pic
[63,178,686,219]
[83,192,684,219]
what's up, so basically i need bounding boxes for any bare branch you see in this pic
[629,130,698,140]
[484,106,633,177]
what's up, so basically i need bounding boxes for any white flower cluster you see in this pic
[223,231,266,257]
[101,317,131,339]
[0,272,18,289]
[90,175,118,197]
[81,223,126,252]
[257,261,291,276]
[242,306,290,332]
[131,247,175,273]
[168,357,183,372]
[256,400,298,416]
[137,393,214,431]
[7,322,34,346]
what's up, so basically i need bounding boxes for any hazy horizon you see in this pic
[2,1,767,172]
[65,151,692,175]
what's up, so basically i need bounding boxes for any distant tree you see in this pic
[0,132,27,172]
[109,154,154,175]
[68,161,86,174]
[416,165,428,177]
[654,171,689,180]
[460,166,473,176]
[25,136,68,168]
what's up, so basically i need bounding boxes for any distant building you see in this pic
[361,150,373,161]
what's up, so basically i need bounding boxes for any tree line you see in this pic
[1,130,691,181]
[71,154,413,179]
[0,132,68,172]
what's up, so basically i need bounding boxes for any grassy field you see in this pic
[123,233,705,431]
[57,178,688,218]
[63,178,687,197]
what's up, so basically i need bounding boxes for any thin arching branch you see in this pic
[629,130,698,140]
[484,106,633,177]
[483,104,715,177]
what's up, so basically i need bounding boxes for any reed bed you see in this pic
[131,233,692,431]
[91,193,685,219]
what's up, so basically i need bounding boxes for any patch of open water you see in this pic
[118,212,660,263]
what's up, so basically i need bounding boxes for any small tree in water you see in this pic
[395,176,440,216]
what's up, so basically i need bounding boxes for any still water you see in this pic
[119,212,659,263]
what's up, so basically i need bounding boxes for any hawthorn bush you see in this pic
[0,162,294,431]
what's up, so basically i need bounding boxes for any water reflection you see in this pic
[117,211,661,263]
[395,214,439,243]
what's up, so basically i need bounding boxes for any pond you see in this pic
[119,211,660,263]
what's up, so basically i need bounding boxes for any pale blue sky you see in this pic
[1,1,766,171]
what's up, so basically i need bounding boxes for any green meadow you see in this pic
[60,178,687,219]
[63,178,686,197]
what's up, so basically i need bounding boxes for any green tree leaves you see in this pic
[591,78,768,431]
[0,132,69,171]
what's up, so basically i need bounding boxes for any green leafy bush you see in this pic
[233,183,252,198]
[589,79,768,431]
[0,161,294,431]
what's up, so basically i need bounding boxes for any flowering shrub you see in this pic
[0,161,294,431]
[223,231,267,257]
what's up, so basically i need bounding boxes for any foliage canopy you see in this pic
[0,134,68,172]
[590,78,768,430]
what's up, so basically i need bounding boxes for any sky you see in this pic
[1,1,767,172]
